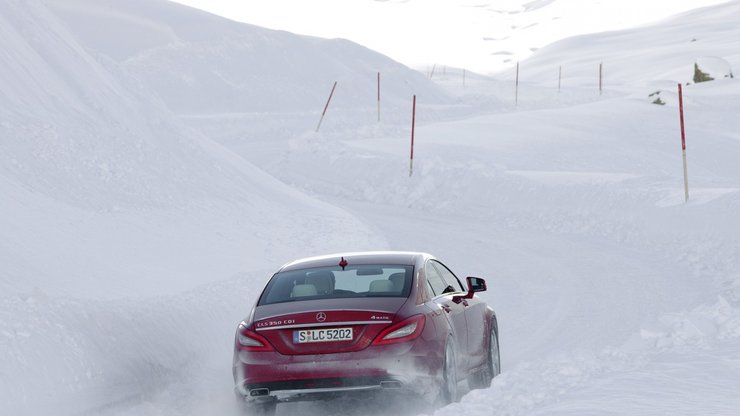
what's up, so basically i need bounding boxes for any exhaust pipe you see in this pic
[250,388,270,397]
[380,381,403,389]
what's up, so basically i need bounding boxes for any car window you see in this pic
[432,260,465,293]
[258,264,413,305]
[425,261,450,297]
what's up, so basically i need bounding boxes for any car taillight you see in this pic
[237,325,274,352]
[373,315,425,345]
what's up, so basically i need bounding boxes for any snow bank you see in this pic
[0,2,388,411]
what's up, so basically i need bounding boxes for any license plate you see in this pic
[293,327,353,344]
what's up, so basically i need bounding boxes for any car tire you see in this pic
[490,326,501,378]
[468,325,500,389]
[440,339,459,404]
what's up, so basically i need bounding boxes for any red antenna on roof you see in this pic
[339,257,348,270]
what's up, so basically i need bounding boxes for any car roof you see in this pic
[278,251,433,272]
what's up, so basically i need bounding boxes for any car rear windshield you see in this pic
[258,264,414,306]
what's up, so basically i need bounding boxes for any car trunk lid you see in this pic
[253,298,406,355]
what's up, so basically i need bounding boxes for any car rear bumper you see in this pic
[234,342,441,403]
[240,376,409,404]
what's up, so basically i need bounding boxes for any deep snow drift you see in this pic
[2,0,740,415]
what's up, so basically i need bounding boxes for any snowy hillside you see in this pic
[508,1,740,90]
[2,0,740,415]
[170,0,732,74]
[45,0,450,115]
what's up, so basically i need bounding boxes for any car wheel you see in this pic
[440,339,459,404]
[490,327,501,378]
[468,326,500,389]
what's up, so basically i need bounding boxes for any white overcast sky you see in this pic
[169,0,729,74]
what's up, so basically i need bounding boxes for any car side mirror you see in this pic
[453,276,486,303]
[467,276,486,293]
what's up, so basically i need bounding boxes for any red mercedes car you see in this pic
[232,251,500,415]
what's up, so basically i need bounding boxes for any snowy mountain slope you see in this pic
[465,0,733,73]
[0,0,385,294]
[42,0,469,185]
[502,0,740,91]
[170,0,731,74]
[1,0,246,210]
[44,0,451,115]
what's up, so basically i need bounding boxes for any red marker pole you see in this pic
[409,95,416,177]
[377,72,381,122]
[316,81,337,132]
[678,83,689,202]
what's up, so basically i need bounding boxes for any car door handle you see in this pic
[441,304,452,313]
[462,299,469,307]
